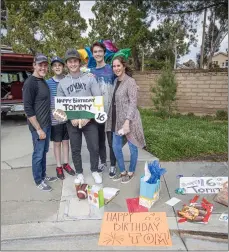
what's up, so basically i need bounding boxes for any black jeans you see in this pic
[107,131,116,166]
[67,121,99,173]
[98,123,116,166]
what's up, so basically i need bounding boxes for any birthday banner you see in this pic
[53,96,107,123]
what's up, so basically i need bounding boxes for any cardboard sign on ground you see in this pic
[180,177,228,194]
[98,212,172,247]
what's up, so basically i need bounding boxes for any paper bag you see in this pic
[214,181,228,206]
[87,185,104,208]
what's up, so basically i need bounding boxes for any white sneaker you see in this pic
[76,173,84,184]
[92,172,102,184]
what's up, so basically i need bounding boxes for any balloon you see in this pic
[111,48,131,64]
[77,49,88,62]
[102,40,119,52]
[85,47,96,68]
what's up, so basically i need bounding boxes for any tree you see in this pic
[152,62,177,117]
[151,0,227,24]
[196,52,201,68]
[183,59,196,68]
[2,0,88,58]
[205,9,228,68]
[151,0,228,68]
[151,18,192,69]
[88,0,155,70]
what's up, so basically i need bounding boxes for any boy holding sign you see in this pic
[57,49,102,184]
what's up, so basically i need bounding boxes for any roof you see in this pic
[212,52,228,57]
[1,52,34,71]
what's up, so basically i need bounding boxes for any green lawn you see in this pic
[140,109,228,161]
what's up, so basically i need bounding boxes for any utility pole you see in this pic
[200,8,207,68]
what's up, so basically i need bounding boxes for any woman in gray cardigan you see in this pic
[106,56,146,183]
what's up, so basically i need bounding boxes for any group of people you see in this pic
[23,41,146,192]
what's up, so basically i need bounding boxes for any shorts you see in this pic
[51,123,69,142]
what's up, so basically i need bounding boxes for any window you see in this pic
[222,62,224,67]
[226,60,228,67]
[1,71,29,84]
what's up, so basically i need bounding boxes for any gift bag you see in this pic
[139,160,166,209]
[139,176,160,208]
[87,185,104,208]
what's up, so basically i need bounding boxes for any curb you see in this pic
[2,229,228,242]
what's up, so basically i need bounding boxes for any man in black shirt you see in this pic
[23,54,57,191]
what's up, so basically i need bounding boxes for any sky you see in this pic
[79,1,228,64]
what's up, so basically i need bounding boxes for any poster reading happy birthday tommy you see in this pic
[53,96,107,124]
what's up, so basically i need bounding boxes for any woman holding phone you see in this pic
[106,53,146,183]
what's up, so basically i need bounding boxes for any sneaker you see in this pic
[63,163,75,176]
[112,171,127,181]
[109,166,116,179]
[121,173,134,184]
[44,176,58,182]
[56,167,65,180]
[98,163,107,174]
[37,181,52,192]
[76,173,85,184]
[92,172,102,184]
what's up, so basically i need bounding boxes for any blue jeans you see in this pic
[112,133,138,173]
[31,126,51,185]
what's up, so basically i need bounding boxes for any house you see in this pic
[211,52,228,68]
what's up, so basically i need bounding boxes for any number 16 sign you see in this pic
[53,96,107,124]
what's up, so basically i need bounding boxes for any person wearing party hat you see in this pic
[106,49,146,183]
[89,41,117,178]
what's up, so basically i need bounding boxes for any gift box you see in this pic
[87,185,104,208]
[139,176,160,208]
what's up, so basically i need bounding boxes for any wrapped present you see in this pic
[178,196,213,224]
[87,185,104,208]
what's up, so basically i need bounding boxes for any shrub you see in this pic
[216,110,228,120]
[152,62,177,117]
[187,112,195,117]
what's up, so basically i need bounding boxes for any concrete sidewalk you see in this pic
[1,124,228,250]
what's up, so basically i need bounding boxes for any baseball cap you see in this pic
[34,53,48,64]
[65,48,81,62]
[51,56,64,66]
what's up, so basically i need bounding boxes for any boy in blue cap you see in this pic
[46,56,75,180]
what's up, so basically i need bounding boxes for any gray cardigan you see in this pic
[106,73,146,148]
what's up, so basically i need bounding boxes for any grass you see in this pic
[140,109,228,161]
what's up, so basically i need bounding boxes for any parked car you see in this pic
[1,47,34,118]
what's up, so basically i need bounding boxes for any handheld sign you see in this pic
[53,96,107,124]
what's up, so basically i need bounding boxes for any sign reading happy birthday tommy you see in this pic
[180,177,228,194]
[53,96,107,123]
[98,212,172,247]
